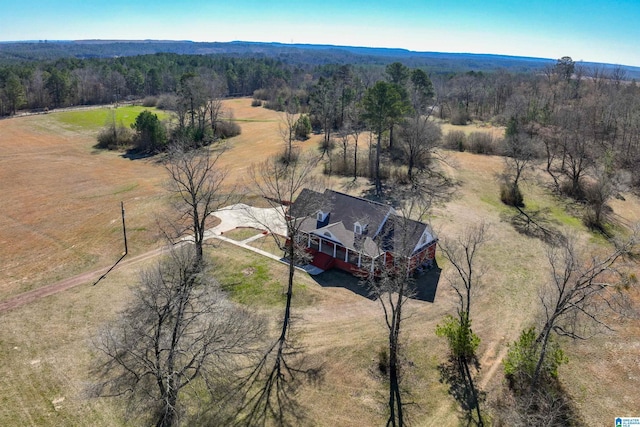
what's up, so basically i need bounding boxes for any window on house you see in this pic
[354,221,366,235]
[316,211,324,221]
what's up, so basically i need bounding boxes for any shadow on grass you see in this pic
[121,149,158,160]
[438,357,485,426]
[310,268,374,300]
[310,265,441,303]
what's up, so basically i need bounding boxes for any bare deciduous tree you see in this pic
[309,77,337,154]
[437,222,489,426]
[93,245,264,427]
[532,231,638,385]
[164,143,232,265]
[365,196,433,427]
[279,99,299,164]
[399,116,442,180]
[439,223,488,319]
[500,117,537,207]
[236,154,323,426]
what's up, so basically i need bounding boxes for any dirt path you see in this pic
[0,245,171,313]
[0,204,285,313]
[478,346,509,389]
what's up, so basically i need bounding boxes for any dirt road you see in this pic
[0,245,171,313]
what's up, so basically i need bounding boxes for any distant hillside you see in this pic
[1,39,640,78]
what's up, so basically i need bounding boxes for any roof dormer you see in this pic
[316,210,328,222]
[354,221,366,235]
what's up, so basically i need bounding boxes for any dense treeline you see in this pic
[3,51,640,200]
[301,58,640,205]
[0,53,296,115]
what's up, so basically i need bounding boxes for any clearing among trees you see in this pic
[0,97,638,426]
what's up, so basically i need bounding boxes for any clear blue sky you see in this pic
[1,0,639,66]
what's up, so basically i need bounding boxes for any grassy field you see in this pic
[0,98,639,426]
[247,234,284,257]
[51,105,170,133]
[221,227,264,241]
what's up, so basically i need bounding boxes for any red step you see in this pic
[311,251,335,270]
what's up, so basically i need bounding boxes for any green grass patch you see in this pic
[222,227,263,241]
[547,205,582,228]
[524,198,584,229]
[112,183,139,195]
[211,242,317,308]
[480,194,512,215]
[228,118,277,123]
[51,106,170,132]
[218,259,284,306]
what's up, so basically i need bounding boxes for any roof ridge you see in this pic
[324,189,391,209]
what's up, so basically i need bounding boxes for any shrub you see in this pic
[96,123,134,150]
[141,96,158,107]
[450,107,470,125]
[435,314,480,360]
[263,100,282,111]
[309,115,323,134]
[444,130,467,151]
[559,179,584,200]
[251,98,262,107]
[503,327,567,391]
[252,89,270,101]
[156,94,178,110]
[500,182,525,207]
[391,166,410,185]
[295,114,312,140]
[325,149,371,178]
[278,147,300,165]
[215,120,241,139]
[467,132,496,154]
[319,137,336,154]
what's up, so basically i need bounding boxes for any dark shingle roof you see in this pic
[290,189,436,257]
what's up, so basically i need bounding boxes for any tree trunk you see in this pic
[278,226,296,351]
[407,156,414,181]
[354,138,358,180]
[462,356,483,426]
[157,386,178,427]
[376,133,382,196]
[532,325,553,387]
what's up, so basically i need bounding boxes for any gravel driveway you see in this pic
[208,203,288,236]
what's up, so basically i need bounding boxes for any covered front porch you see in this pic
[298,231,379,274]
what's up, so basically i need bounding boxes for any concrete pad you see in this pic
[210,204,287,236]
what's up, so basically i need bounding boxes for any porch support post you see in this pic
[333,244,337,258]
[345,247,349,262]
[358,252,361,267]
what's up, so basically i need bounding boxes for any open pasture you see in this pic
[0,98,638,426]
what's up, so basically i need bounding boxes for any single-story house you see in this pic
[288,189,437,276]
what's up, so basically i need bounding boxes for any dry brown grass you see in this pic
[0,99,322,300]
[439,120,505,138]
[0,115,168,299]
[0,99,638,426]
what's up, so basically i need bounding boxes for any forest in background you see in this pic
[1,40,640,426]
